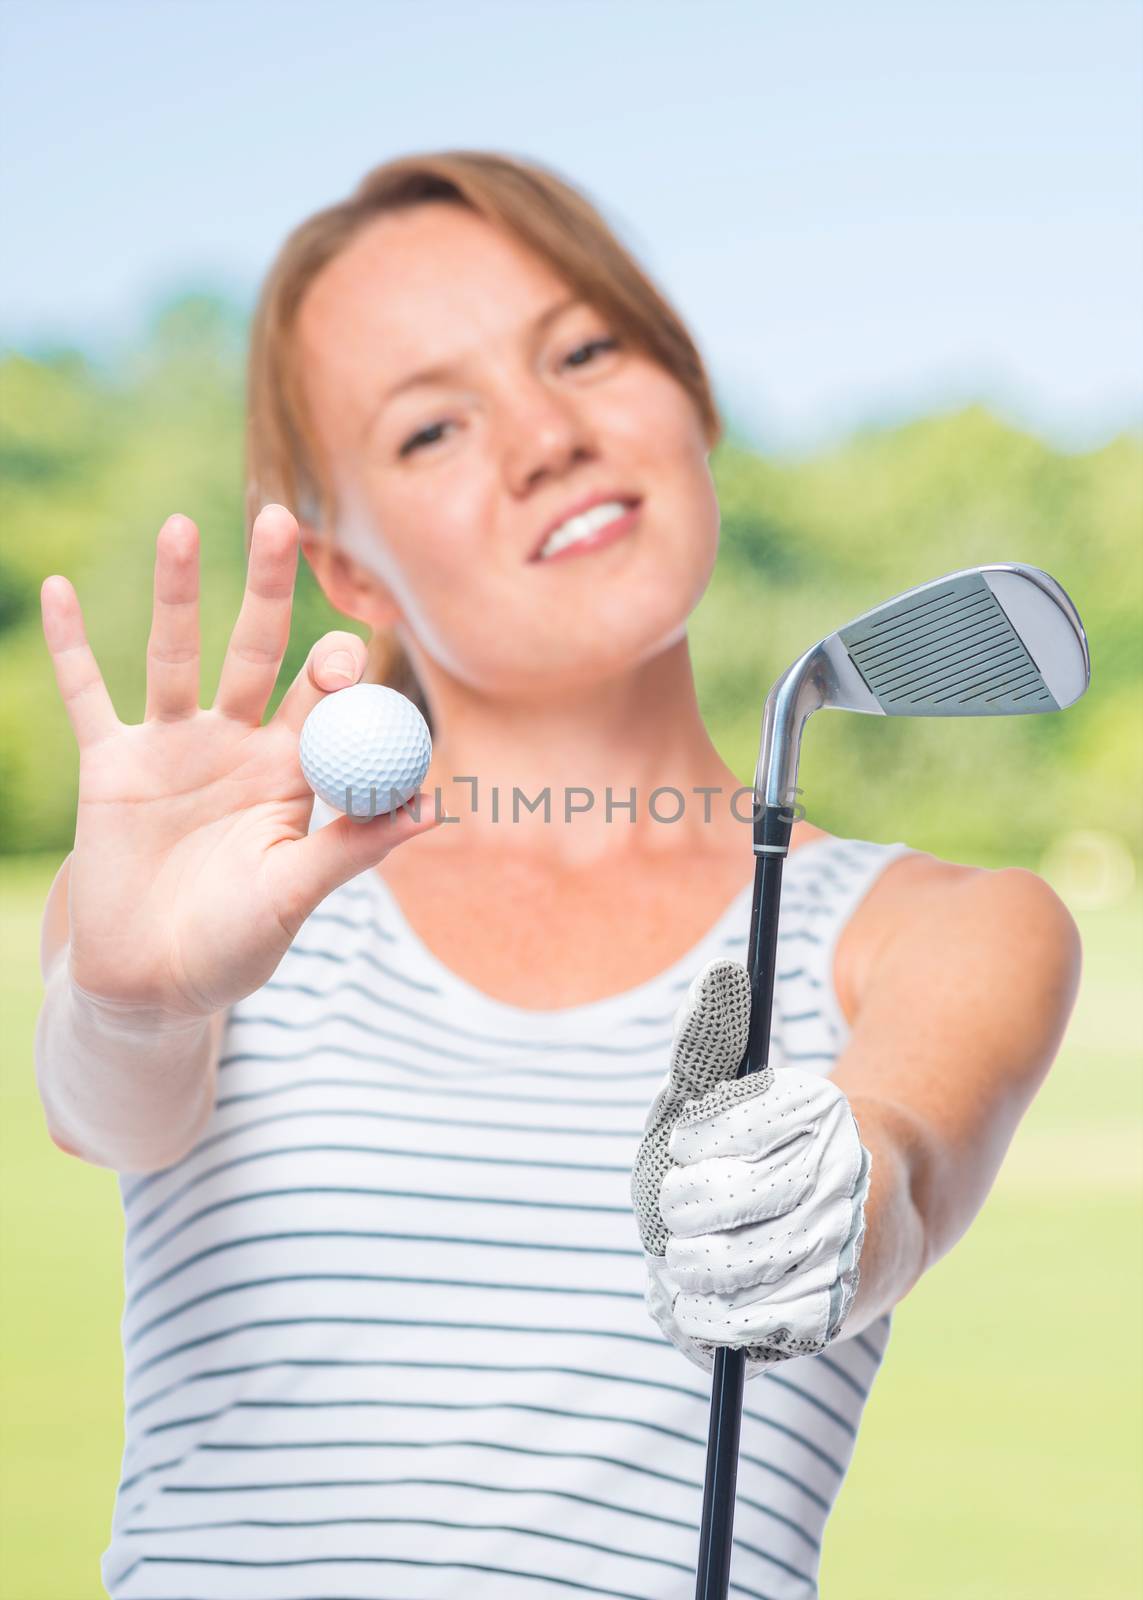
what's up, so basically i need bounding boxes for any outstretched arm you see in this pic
[831,857,1082,1335]
[633,853,1083,1369]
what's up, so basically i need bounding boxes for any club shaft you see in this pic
[694,817,788,1598]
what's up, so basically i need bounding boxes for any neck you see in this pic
[409,635,750,867]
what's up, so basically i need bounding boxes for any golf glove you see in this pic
[632,957,871,1372]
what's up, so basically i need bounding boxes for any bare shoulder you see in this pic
[835,846,1082,1029]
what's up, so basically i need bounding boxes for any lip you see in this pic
[528,491,643,564]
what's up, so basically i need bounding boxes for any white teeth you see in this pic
[537,500,630,561]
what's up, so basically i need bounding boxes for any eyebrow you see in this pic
[362,293,585,434]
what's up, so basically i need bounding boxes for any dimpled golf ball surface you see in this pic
[300,683,431,819]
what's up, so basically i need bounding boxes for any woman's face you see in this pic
[296,202,720,699]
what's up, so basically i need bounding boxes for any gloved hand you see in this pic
[631,957,872,1372]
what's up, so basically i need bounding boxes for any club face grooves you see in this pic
[838,571,1058,716]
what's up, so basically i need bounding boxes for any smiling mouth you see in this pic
[531,498,642,563]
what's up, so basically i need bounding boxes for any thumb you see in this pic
[285,792,444,911]
[634,960,753,1258]
[667,957,752,1103]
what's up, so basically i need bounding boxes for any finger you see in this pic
[40,576,120,748]
[668,1107,864,1239]
[672,1260,834,1351]
[668,1069,842,1166]
[145,514,200,720]
[665,1203,844,1296]
[267,792,444,931]
[272,629,370,736]
[667,958,751,1100]
[213,504,299,725]
[659,1136,816,1238]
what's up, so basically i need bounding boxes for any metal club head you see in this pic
[755,562,1091,813]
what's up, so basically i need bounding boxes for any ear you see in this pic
[299,522,403,630]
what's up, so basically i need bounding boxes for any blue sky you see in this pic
[2,0,1140,452]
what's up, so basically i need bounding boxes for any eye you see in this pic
[562,335,620,370]
[394,337,618,456]
[398,420,453,459]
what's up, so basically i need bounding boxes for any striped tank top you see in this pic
[101,830,913,1600]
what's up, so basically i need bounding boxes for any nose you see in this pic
[497,374,596,497]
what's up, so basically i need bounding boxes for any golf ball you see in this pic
[299,683,432,820]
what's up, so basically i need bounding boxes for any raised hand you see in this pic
[41,504,438,1020]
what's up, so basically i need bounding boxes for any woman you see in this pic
[35,152,1081,1599]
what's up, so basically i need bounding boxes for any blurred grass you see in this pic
[2,856,1140,1598]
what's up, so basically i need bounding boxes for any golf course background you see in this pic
[1,300,1141,1596]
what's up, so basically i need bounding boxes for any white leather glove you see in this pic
[632,957,872,1372]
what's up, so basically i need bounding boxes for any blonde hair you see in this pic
[245,150,722,717]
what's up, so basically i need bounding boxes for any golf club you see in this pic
[694,561,1091,1600]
